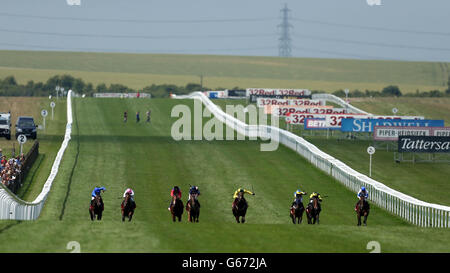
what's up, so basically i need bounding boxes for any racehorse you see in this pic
[232,193,248,223]
[170,195,184,222]
[306,197,321,224]
[290,202,304,224]
[121,193,136,222]
[355,195,370,226]
[89,195,104,221]
[186,194,200,223]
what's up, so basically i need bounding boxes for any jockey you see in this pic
[232,188,254,208]
[356,186,370,210]
[309,192,322,201]
[308,192,323,212]
[292,189,307,207]
[357,186,369,200]
[123,188,135,202]
[171,186,182,199]
[233,188,254,199]
[168,186,182,210]
[91,186,106,200]
[187,185,200,202]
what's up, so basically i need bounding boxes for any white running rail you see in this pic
[312,93,370,114]
[175,91,450,228]
[0,90,73,220]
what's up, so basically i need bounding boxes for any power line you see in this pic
[0,12,276,24]
[0,42,277,54]
[292,33,450,52]
[2,11,448,37]
[3,26,447,52]
[0,27,276,40]
[291,17,450,38]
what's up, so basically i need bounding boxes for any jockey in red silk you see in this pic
[168,186,182,210]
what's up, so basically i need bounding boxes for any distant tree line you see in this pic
[0,75,211,98]
[329,76,450,98]
[1,74,450,98]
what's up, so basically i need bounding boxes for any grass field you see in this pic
[0,97,449,253]
[0,97,67,200]
[1,50,449,93]
[214,97,450,207]
[303,97,450,206]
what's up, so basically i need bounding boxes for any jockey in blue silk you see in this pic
[91,186,106,200]
[355,186,370,211]
[292,189,306,207]
[357,187,369,200]
[187,185,200,202]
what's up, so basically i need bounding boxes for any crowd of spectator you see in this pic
[0,148,25,191]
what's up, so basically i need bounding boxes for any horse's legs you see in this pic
[90,209,94,221]
[363,213,367,226]
[241,216,246,224]
[357,213,361,226]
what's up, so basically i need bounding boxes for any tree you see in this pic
[96,83,107,93]
[3,76,17,86]
[381,85,402,97]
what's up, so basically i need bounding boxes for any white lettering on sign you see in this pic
[256,98,323,107]
[432,127,450,137]
[287,113,362,126]
[374,126,432,141]
[305,119,327,129]
[247,88,311,97]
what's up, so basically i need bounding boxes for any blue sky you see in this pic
[1,0,449,61]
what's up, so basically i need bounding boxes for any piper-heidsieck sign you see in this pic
[398,136,450,153]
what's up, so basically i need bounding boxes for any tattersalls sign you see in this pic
[398,136,450,153]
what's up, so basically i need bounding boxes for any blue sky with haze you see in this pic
[1,0,449,62]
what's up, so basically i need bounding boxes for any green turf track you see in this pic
[0,98,449,253]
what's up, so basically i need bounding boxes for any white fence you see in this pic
[312,93,370,115]
[0,91,73,220]
[175,91,450,228]
[94,93,151,98]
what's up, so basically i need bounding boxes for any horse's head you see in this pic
[313,197,318,209]
[237,192,244,200]
[94,195,102,207]
[189,193,195,201]
[124,193,131,204]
